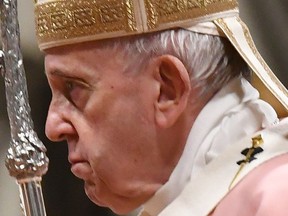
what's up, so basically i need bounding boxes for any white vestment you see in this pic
[139,77,288,216]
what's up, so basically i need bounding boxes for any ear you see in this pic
[154,55,191,128]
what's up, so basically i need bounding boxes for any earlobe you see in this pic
[154,55,191,128]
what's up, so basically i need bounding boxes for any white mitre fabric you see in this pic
[141,77,278,216]
[187,22,226,37]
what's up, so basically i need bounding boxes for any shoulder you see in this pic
[239,118,288,197]
[213,118,288,216]
[213,153,288,216]
[250,154,288,215]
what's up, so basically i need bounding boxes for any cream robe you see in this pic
[139,77,288,216]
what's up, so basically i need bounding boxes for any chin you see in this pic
[90,197,140,216]
[94,195,142,215]
[109,204,141,216]
[84,182,142,215]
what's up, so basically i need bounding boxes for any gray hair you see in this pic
[100,29,250,100]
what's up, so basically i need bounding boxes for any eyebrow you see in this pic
[48,69,76,79]
[47,69,94,88]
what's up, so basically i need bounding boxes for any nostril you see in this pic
[45,112,77,143]
[45,120,73,142]
[45,123,61,142]
[45,100,76,142]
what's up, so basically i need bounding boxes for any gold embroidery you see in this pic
[35,0,238,48]
[124,0,137,32]
[214,18,241,51]
[229,134,264,190]
[35,0,138,45]
[252,135,264,147]
[74,8,95,27]
[215,17,288,117]
[145,0,237,30]
[99,3,125,24]
[238,17,288,98]
[50,12,69,30]
[187,0,202,9]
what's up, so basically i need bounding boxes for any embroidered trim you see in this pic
[215,17,288,117]
[238,17,288,99]
[144,0,237,29]
[35,0,138,46]
[35,0,238,48]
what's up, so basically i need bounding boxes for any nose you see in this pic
[45,102,75,142]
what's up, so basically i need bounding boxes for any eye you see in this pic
[64,79,91,108]
[65,80,76,92]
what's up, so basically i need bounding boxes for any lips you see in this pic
[71,161,92,179]
[69,156,90,179]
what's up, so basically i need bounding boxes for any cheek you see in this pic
[76,90,163,211]
[86,101,155,170]
[79,81,159,179]
[85,84,156,144]
[83,101,155,184]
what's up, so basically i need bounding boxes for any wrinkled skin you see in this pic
[44,41,196,214]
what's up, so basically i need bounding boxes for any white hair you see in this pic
[99,29,250,100]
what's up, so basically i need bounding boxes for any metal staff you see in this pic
[0,0,49,215]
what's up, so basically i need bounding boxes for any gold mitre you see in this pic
[34,0,288,117]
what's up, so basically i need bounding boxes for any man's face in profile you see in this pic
[43,41,172,214]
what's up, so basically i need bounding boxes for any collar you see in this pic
[142,77,278,216]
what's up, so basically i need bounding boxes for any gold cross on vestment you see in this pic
[229,134,264,189]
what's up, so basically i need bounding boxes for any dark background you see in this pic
[0,1,287,215]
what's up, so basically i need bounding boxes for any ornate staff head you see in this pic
[34,0,288,117]
[1,0,48,215]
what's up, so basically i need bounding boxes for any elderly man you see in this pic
[34,0,288,215]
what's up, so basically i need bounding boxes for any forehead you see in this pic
[44,40,126,70]
[43,40,139,83]
[44,40,111,58]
